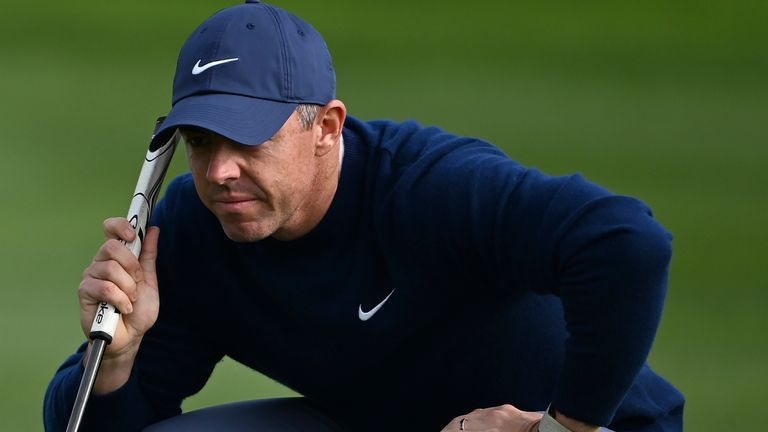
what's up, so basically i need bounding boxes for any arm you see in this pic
[45,314,223,431]
[439,404,601,432]
[537,184,671,425]
[45,221,162,431]
[44,179,224,431]
[394,133,670,429]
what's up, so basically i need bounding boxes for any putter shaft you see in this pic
[66,339,107,432]
[64,121,178,432]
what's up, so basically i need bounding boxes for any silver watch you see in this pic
[538,408,574,432]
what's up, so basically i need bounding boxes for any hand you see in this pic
[78,217,160,392]
[441,404,542,432]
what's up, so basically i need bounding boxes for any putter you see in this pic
[66,118,179,432]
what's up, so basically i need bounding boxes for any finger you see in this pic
[79,278,133,314]
[103,217,136,242]
[93,239,143,283]
[495,404,543,423]
[442,406,544,432]
[480,405,542,430]
[137,226,159,286]
[84,259,139,303]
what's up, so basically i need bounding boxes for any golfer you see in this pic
[45,1,684,431]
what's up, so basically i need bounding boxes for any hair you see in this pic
[295,104,322,130]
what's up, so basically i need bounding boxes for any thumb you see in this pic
[139,226,160,283]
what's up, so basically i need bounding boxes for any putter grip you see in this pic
[88,121,179,343]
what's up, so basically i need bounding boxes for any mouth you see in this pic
[211,196,259,213]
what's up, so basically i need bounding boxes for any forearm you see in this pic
[550,196,672,424]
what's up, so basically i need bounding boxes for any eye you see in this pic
[184,134,210,148]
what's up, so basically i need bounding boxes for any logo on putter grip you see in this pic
[95,301,119,324]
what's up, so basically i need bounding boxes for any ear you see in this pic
[315,99,346,157]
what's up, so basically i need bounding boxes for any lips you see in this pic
[214,201,256,214]
[216,196,254,204]
[210,195,260,213]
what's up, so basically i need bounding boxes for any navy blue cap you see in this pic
[152,1,336,146]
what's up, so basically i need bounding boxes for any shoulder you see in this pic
[343,115,666,236]
[344,115,508,167]
[343,116,530,203]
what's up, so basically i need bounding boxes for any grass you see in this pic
[1,1,765,430]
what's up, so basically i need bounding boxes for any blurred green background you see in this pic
[1,0,765,430]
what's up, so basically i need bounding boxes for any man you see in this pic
[44,1,684,431]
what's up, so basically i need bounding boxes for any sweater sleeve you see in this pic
[43,343,159,431]
[391,132,672,426]
[535,178,672,425]
[43,345,89,430]
[43,175,224,431]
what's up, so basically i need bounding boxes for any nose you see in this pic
[206,140,241,185]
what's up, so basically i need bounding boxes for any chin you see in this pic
[220,222,275,243]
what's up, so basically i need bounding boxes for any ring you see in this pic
[459,418,467,430]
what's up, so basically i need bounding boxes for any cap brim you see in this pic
[152,93,298,147]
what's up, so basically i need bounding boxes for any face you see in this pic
[182,112,320,242]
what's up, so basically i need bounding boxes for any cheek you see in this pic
[289,147,317,191]
[266,167,303,201]
[272,139,316,191]
[185,151,214,201]
[186,149,207,177]
[187,160,209,191]
[262,164,311,209]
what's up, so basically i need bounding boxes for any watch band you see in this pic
[538,406,574,432]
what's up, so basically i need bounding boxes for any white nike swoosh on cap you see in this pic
[192,57,240,75]
[358,290,395,322]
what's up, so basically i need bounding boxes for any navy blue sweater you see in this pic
[45,116,684,431]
